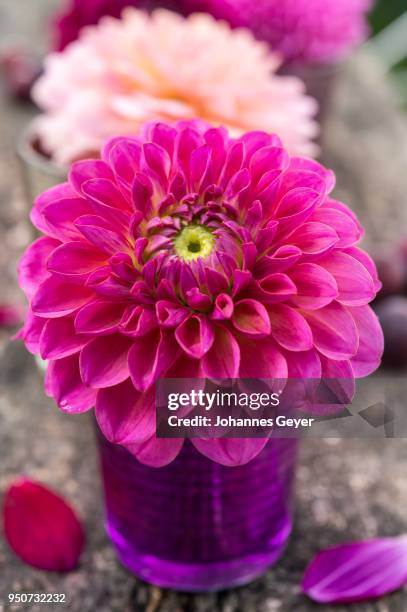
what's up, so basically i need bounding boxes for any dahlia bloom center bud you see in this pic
[175,225,215,262]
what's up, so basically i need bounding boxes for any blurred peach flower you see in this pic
[32,8,318,166]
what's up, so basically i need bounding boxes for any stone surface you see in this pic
[1,1,407,610]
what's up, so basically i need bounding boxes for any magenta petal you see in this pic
[269,304,313,352]
[121,305,158,337]
[201,324,240,378]
[317,251,375,306]
[289,263,338,310]
[3,479,85,572]
[156,300,188,328]
[75,300,125,335]
[304,302,358,360]
[18,310,47,354]
[286,221,339,255]
[32,277,93,318]
[69,160,114,194]
[128,329,179,392]
[211,293,234,320]
[125,436,184,468]
[175,315,215,359]
[232,299,271,337]
[349,305,384,377]
[302,536,407,604]
[239,336,287,378]
[312,206,362,248]
[96,381,154,444]
[80,334,132,388]
[42,197,92,241]
[46,354,96,413]
[47,241,107,281]
[18,236,59,298]
[40,317,88,359]
[192,438,268,467]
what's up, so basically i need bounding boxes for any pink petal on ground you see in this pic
[46,354,96,413]
[303,302,358,361]
[128,329,179,392]
[302,536,407,604]
[47,241,107,281]
[32,277,93,318]
[192,438,269,467]
[80,334,132,388]
[40,317,88,359]
[18,237,59,298]
[239,336,288,378]
[349,305,384,377]
[317,251,375,306]
[75,301,125,335]
[3,479,85,572]
[289,263,338,310]
[201,324,240,378]
[125,436,184,468]
[96,380,154,445]
[175,315,215,359]
[0,304,22,327]
[232,299,271,337]
[269,304,313,352]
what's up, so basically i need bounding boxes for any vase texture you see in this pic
[97,429,298,591]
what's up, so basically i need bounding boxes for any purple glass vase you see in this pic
[96,431,298,591]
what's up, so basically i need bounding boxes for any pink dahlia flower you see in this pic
[32,8,318,166]
[17,120,383,466]
[184,0,373,65]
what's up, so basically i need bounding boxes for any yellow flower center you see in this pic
[174,225,215,262]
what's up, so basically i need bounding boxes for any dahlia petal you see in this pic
[211,293,234,320]
[269,304,313,352]
[40,317,88,360]
[304,302,359,360]
[151,123,177,157]
[192,438,269,467]
[81,178,130,211]
[143,143,171,191]
[3,479,85,572]
[302,536,407,604]
[201,324,240,378]
[345,246,382,293]
[318,252,375,306]
[254,246,302,276]
[312,207,362,248]
[32,277,93,318]
[286,221,339,255]
[19,310,47,355]
[175,315,215,359]
[18,237,59,298]
[75,300,125,334]
[176,127,203,177]
[41,198,91,241]
[121,305,158,336]
[349,305,384,377]
[289,157,336,193]
[239,336,288,378]
[232,299,271,337]
[103,138,141,186]
[256,273,297,304]
[250,146,290,182]
[225,168,251,199]
[75,215,131,254]
[186,288,212,311]
[240,131,275,163]
[289,263,338,310]
[47,241,107,280]
[128,329,179,392]
[205,267,229,294]
[69,160,114,194]
[46,354,96,413]
[30,183,76,233]
[275,188,321,234]
[87,269,132,300]
[190,145,212,191]
[96,380,154,444]
[80,334,132,388]
[125,436,184,468]
[285,348,321,378]
[156,300,188,328]
[219,141,244,189]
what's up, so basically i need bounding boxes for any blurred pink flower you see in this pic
[184,0,373,65]
[17,120,383,466]
[32,8,318,166]
[3,479,85,571]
